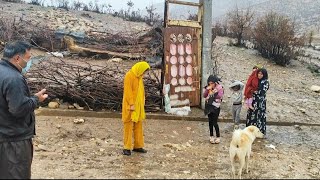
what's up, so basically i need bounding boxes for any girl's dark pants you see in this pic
[208,108,220,137]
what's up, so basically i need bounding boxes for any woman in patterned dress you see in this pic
[246,68,269,136]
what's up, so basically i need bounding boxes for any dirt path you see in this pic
[31,116,320,179]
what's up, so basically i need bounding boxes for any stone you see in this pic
[163,143,183,151]
[48,102,59,108]
[110,58,123,62]
[73,103,84,110]
[165,153,176,158]
[294,125,302,130]
[58,103,69,109]
[310,85,320,93]
[185,142,192,147]
[73,118,85,124]
[37,144,50,151]
[69,31,86,43]
[298,108,306,114]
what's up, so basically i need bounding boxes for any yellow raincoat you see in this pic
[122,61,150,150]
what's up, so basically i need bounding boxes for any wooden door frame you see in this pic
[161,0,203,107]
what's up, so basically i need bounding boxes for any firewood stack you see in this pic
[26,58,162,112]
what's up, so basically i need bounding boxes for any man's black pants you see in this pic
[0,139,33,179]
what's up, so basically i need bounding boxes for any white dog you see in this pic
[229,125,264,179]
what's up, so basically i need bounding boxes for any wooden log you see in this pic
[64,36,143,59]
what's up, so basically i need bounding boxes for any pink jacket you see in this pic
[203,84,224,102]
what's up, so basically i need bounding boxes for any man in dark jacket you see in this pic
[0,41,48,179]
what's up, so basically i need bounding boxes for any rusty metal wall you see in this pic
[164,26,200,107]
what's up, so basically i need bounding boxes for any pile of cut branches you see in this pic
[26,57,162,112]
[0,16,163,57]
[80,27,163,59]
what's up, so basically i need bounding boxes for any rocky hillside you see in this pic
[154,0,320,38]
[213,36,320,125]
[0,0,162,59]
[0,1,152,40]
[249,0,320,36]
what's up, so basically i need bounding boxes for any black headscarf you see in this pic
[257,68,268,80]
[207,75,221,84]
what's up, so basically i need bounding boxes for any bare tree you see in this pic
[126,0,134,17]
[83,4,89,11]
[211,42,225,75]
[254,12,304,66]
[93,0,101,13]
[187,12,198,21]
[57,0,69,10]
[227,5,254,46]
[3,0,22,2]
[72,1,82,11]
[145,5,156,24]
[30,0,43,6]
[145,4,161,26]
[112,1,161,23]
[88,1,93,11]
[127,0,134,8]
[221,19,229,36]
[308,30,314,47]
[101,4,113,14]
[212,22,222,40]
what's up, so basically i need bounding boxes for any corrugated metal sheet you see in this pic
[164,27,201,107]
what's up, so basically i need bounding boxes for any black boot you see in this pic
[123,149,131,156]
[132,148,147,153]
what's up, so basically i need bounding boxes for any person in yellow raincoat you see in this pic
[122,61,150,156]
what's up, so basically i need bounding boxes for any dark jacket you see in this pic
[0,59,39,142]
[203,83,224,115]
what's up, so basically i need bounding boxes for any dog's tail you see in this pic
[231,129,242,148]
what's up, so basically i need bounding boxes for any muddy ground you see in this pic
[31,116,320,179]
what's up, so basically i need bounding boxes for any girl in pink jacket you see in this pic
[203,75,224,144]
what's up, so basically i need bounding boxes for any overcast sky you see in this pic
[24,0,164,11]
[106,0,164,11]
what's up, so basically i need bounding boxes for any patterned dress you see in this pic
[246,79,269,135]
